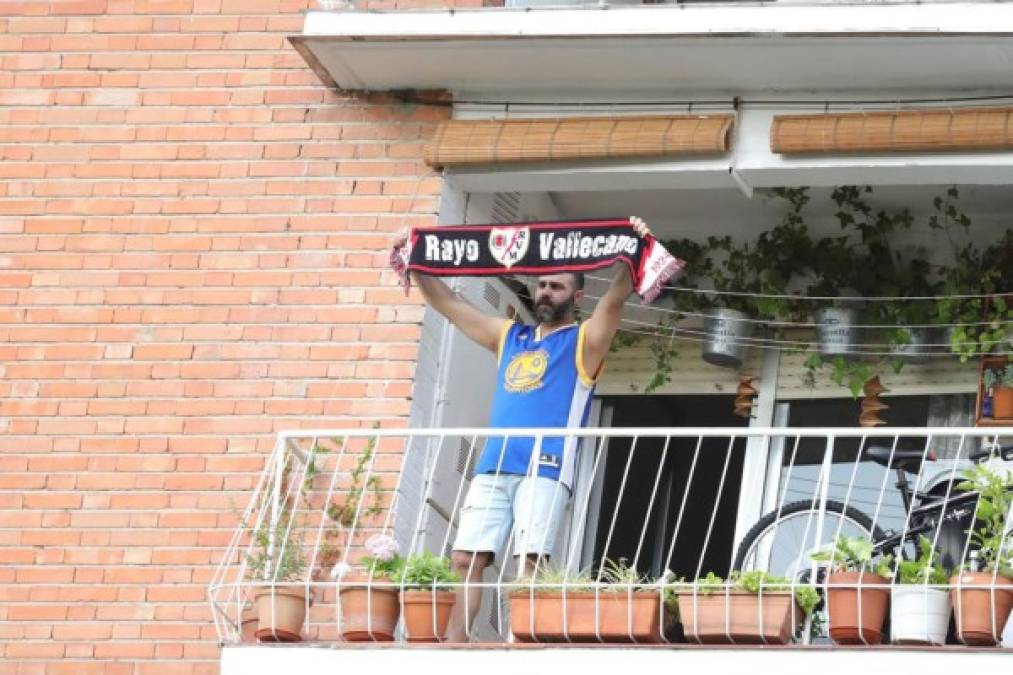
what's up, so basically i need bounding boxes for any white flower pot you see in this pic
[890,586,951,646]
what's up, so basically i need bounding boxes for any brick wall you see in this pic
[0,1,460,672]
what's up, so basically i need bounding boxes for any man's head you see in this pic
[533,272,585,324]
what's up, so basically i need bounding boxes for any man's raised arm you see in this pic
[392,228,508,355]
[579,217,650,377]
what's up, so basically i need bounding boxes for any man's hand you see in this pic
[391,226,410,251]
[630,216,651,240]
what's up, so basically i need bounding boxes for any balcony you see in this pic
[211,426,1013,671]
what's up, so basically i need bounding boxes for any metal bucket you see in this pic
[702,308,754,369]
[815,307,861,358]
[889,327,935,364]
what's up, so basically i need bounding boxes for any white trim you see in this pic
[223,644,1013,675]
[303,4,1013,39]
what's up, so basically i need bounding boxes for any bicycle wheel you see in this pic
[733,500,887,580]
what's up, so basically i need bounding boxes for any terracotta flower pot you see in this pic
[825,572,889,645]
[240,607,258,642]
[339,574,400,642]
[400,589,455,642]
[950,572,1013,646]
[993,387,1013,419]
[510,590,665,643]
[676,591,804,644]
[253,586,308,642]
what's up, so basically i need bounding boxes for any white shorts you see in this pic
[452,473,570,559]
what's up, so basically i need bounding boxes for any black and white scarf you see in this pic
[391,219,684,304]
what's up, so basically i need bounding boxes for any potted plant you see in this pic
[811,535,893,644]
[950,463,1013,646]
[891,535,952,645]
[398,551,459,642]
[245,514,311,643]
[806,185,895,360]
[240,601,258,642]
[676,570,818,644]
[334,533,403,642]
[510,559,672,643]
[700,235,761,369]
[983,364,1013,419]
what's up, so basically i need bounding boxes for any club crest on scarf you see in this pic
[488,227,530,270]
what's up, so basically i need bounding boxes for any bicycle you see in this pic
[733,443,1013,580]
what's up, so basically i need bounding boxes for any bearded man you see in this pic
[390,217,650,642]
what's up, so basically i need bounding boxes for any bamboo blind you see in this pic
[771,107,1013,154]
[424,115,734,167]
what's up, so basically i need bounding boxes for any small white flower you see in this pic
[365,534,399,562]
[331,562,352,580]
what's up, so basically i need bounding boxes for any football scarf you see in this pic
[390,219,684,304]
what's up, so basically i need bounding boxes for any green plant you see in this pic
[692,570,725,595]
[658,236,714,316]
[983,364,1013,391]
[596,557,649,589]
[735,570,820,617]
[804,354,900,399]
[398,552,459,591]
[325,436,384,529]
[703,235,760,315]
[353,533,403,581]
[513,563,595,594]
[245,454,310,583]
[810,534,895,577]
[895,535,950,585]
[245,510,309,584]
[644,330,679,394]
[684,570,818,616]
[956,463,1013,576]
[930,190,1012,361]
[752,187,813,322]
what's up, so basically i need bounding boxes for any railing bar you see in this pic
[597,434,640,584]
[440,434,479,560]
[535,445,572,642]
[478,432,522,643]
[518,433,544,579]
[215,433,282,643]
[377,431,417,642]
[994,434,1013,640]
[469,431,514,643]
[306,435,347,641]
[301,436,323,640]
[695,435,735,584]
[564,433,607,572]
[760,434,801,573]
[632,435,671,574]
[399,432,448,643]
[263,439,314,641]
[664,435,704,578]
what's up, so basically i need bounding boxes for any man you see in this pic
[391,217,650,642]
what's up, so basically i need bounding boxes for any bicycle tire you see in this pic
[733,499,887,574]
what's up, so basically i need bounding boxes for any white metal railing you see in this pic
[209,427,1013,647]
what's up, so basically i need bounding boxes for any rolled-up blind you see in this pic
[424,115,734,167]
[771,107,1013,154]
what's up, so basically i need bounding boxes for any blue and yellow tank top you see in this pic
[475,321,601,488]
